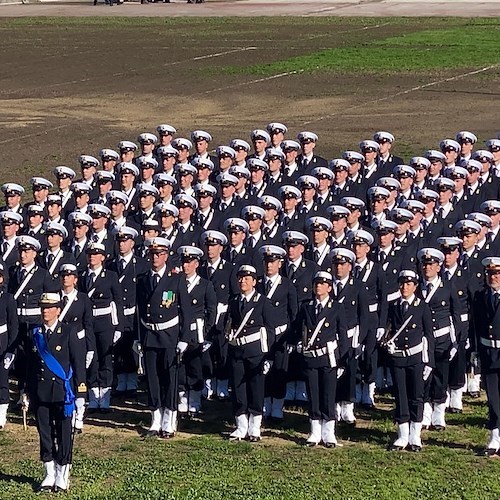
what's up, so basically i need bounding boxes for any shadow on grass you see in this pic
[0,472,38,491]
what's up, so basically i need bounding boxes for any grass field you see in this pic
[0,15,500,499]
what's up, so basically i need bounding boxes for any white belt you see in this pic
[392,342,423,358]
[303,346,328,358]
[140,316,179,332]
[93,306,112,317]
[17,307,41,316]
[433,326,451,338]
[275,324,287,335]
[0,324,7,334]
[124,306,136,316]
[480,337,500,349]
[229,331,261,347]
[387,291,401,302]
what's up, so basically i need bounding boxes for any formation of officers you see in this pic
[1,124,500,490]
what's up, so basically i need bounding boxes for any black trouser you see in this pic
[0,361,9,404]
[229,351,265,416]
[286,351,305,385]
[449,341,467,390]
[265,345,288,399]
[178,345,203,392]
[211,330,229,380]
[13,321,36,392]
[144,347,177,410]
[484,370,500,429]
[35,402,73,465]
[424,349,449,404]
[391,363,424,424]
[89,328,114,388]
[304,363,337,421]
[336,352,357,402]
[358,333,378,385]
[114,328,137,375]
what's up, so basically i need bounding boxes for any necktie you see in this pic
[336,282,343,296]
[438,207,444,219]
[239,297,245,314]
[494,293,500,309]
[265,279,272,295]
[1,242,8,256]
[62,295,69,309]
[74,244,81,257]
[462,253,469,267]
[283,216,290,226]
[150,272,159,289]
[46,329,52,337]
[354,265,362,279]
[379,252,386,264]
[426,282,433,297]
[445,270,451,281]
[119,258,126,274]
[284,167,290,177]
[221,203,227,211]
[19,268,27,283]
[316,303,323,316]
[451,195,458,206]
[314,249,320,263]
[180,226,186,234]
[479,177,484,187]
[199,214,206,226]
[87,272,95,290]
[249,236,255,248]
[401,300,409,315]
[422,219,429,231]
[486,232,493,244]
[208,266,215,278]
[230,249,237,262]
[28,230,35,237]
[92,234,99,243]
[47,254,55,268]
[288,264,296,279]
[303,157,308,169]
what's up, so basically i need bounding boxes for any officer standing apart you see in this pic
[383,270,434,452]
[32,292,86,493]
[224,265,277,441]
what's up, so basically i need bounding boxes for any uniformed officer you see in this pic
[31,292,86,493]
[0,211,23,272]
[136,237,193,439]
[224,265,276,441]
[0,182,26,220]
[471,257,500,456]
[79,242,124,413]
[177,246,217,418]
[65,212,93,271]
[38,222,75,283]
[0,264,18,430]
[296,271,348,447]
[305,216,333,270]
[108,227,148,396]
[258,245,298,422]
[383,270,434,452]
[58,263,95,433]
[53,166,76,218]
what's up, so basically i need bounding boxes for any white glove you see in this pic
[132,341,143,355]
[113,331,122,344]
[465,338,471,350]
[75,397,85,410]
[286,344,295,354]
[176,341,188,354]
[376,328,385,341]
[202,341,212,353]
[337,367,345,379]
[449,344,458,361]
[296,341,303,354]
[423,365,433,381]
[262,360,273,375]
[354,344,365,359]
[3,352,15,370]
[85,351,94,369]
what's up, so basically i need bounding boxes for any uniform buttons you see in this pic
[432,318,436,322]
[404,337,408,341]
[51,377,56,381]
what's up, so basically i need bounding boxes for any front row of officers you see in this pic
[2,231,500,491]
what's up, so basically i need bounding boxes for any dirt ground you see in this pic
[0,17,498,188]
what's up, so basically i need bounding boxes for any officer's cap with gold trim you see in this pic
[71,182,91,196]
[480,200,500,215]
[59,263,78,276]
[340,196,365,211]
[30,177,53,191]
[136,156,159,170]
[313,271,333,285]
[142,219,160,231]
[278,185,301,200]
[342,150,364,163]
[266,148,285,162]
[178,245,204,262]
[16,235,41,252]
[118,141,138,153]
[218,172,238,187]
[39,292,62,308]
[282,230,308,247]
[482,257,500,271]
[216,145,236,159]
[367,186,390,201]
[106,190,128,205]
[435,177,455,192]
[455,219,481,235]
[229,165,251,179]
[145,237,171,251]
[1,183,25,196]
[374,131,395,143]
[45,221,68,239]
[237,264,257,278]
[86,242,106,255]
[461,158,482,172]
[424,150,446,162]
[171,138,192,151]
[359,140,380,153]
[467,212,492,229]
[373,220,398,234]
[0,211,23,225]
[137,183,160,198]
[156,145,178,158]
[329,159,350,172]
[259,245,286,261]
[472,150,494,163]
[440,139,461,153]
[230,139,251,152]
[390,208,414,224]
[193,157,215,171]
[456,131,477,144]
[417,188,439,203]
[401,199,425,214]
[409,156,431,170]
[297,175,319,189]
[242,205,265,221]
[175,163,197,177]
[153,202,179,218]
[445,166,468,179]
[376,177,401,192]
[224,217,249,234]
[259,195,282,212]
[53,166,76,179]
[437,237,462,252]
[281,140,301,152]
[393,165,416,179]
[68,211,92,227]
[327,205,351,219]
[417,247,444,264]
[88,204,111,218]
[138,133,158,145]
[349,229,374,246]
[27,204,44,215]
[114,226,138,241]
[154,173,177,187]
[100,148,120,162]
[247,158,268,172]
[251,129,271,144]
[267,122,288,134]
[156,124,177,137]
[297,131,318,144]
[194,183,217,198]
[201,230,228,247]
[307,216,332,232]
[191,130,212,143]
[118,162,140,177]
[398,269,419,284]
[311,166,334,180]
[96,171,115,183]
[329,247,355,265]
[174,193,198,210]
[79,155,100,168]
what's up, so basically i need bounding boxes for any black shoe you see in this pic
[146,429,160,437]
[482,448,499,457]
[344,420,356,427]
[409,444,422,452]
[388,444,406,451]
[432,425,445,431]
[248,435,261,443]
[36,485,54,493]
[324,442,336,448]
[160,431,175,439]
[304,440,318,447]
[469,392,480,398]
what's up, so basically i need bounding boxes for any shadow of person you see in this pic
[0,472,38,491]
